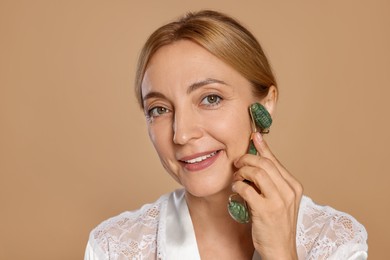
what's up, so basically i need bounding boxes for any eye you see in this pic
[200,94,222,107]
[147,106,170,118]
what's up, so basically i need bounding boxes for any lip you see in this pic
[179,150,222,172]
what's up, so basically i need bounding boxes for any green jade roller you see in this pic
[227,102,272,224]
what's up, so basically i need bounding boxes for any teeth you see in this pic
[184,151,217,164]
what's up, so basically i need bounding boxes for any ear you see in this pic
[261,85,278,117]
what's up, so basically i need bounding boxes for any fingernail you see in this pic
[232,183,237,192]
[254,132,263,142]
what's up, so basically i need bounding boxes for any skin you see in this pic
[141,40,303,260]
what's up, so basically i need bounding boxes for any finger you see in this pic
[252,132,279,165]
[232,180,265,210]
[252,132,302,192]
[235,156,302,205]
[235,157,290,196]
[234,166,279,199]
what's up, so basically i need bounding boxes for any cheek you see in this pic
[148,122,172,156]
[205,108,252,149]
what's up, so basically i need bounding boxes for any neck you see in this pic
[185,188,231,218]
[185,188,254,259]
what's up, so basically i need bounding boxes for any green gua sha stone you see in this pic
[250,102,272,131]
[228,195,250,224]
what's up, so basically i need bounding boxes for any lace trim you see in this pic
[87,193,368,260]
[296,197,368,259]
[156,197,168,260]
[91,199,164,259]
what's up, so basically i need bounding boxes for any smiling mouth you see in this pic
[182,150,220,164]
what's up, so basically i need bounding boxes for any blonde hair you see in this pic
[135,10,277,107]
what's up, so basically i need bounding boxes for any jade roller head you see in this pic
[228,193,250,224]
[249,102,272,134]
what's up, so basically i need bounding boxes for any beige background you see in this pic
[1,0,389,259]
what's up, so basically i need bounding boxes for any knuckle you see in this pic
[285,188,296,204]
[253,168,267,181]
[258,157,273,168]
[295,181,304,196]
[249,169,265,194]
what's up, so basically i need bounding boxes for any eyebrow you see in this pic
[142,78,229,103]
[186,78,228,94]
[142,91,167,102]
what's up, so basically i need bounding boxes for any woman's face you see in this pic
[141,40,268,198]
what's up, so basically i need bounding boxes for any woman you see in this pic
[85,10,368,259]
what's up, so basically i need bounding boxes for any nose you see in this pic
[172,109,203,145]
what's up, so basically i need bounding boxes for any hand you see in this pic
[232,132,303,260]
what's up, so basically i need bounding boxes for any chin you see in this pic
[183,181,232,200]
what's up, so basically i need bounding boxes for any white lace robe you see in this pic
[85,189,368,259]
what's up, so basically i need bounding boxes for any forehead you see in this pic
[141,40,250,95]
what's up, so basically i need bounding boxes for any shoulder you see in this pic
[85,193,170,260]
[297,196,368,259]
